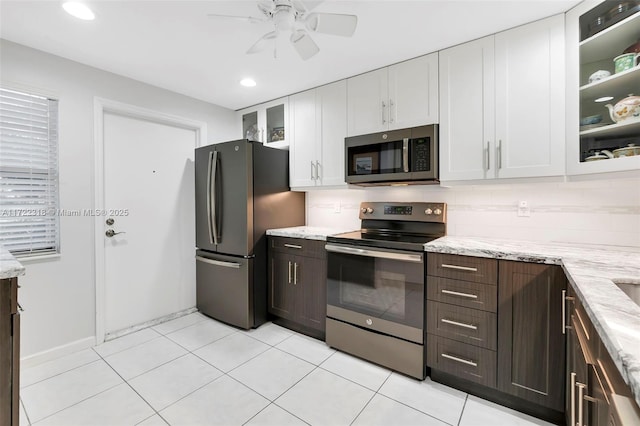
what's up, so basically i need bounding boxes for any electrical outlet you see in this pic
[517,200,530,217]
[333,202,341,213]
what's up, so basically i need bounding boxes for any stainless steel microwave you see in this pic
[345,125,438,186]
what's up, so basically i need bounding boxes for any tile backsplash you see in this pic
[305,178,640,247]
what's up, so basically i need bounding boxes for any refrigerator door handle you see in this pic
[196,255,240,269]
[206,151,214,245]
[211,150,220,245]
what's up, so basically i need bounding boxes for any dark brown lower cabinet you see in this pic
[497,261,566,412]
[1,277,20,426]
[268,237,327,338]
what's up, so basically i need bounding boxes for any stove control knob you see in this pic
[434,208,442,215]
[361,208,367,214]
[424,208,433,215]
[366,207,374,214]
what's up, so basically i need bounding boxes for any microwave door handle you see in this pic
[402,138,409,173]
[211,150,220,245]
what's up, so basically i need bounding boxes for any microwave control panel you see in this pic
[412,138,431,172]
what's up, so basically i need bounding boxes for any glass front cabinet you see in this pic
[237,97,289,149]
[566,0,640,175]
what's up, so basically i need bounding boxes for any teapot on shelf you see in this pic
[605,94,640,123]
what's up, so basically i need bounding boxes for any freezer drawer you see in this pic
[196,250,252,329]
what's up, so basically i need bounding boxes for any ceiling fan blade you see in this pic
[247,31,277,54]
[290,29,319,60]
[207,13,266,24]
[291,0,324,15]
[305,12,357,37]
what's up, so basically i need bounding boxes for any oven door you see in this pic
[325,243,424,344]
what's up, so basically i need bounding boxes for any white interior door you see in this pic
[102,112,197,336]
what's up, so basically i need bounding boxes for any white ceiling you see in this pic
[0,0,580,111]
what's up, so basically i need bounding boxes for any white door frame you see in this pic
[93,97,207,345]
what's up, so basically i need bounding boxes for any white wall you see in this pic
[306,178,640,247]
[0,39,237,360]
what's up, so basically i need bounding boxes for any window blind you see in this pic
[0,87,59,257]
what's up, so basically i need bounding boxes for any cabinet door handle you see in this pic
[577,382,586,426]
[284,244,302,249]
[441,318,478,330]
[315,160,321,180]
[570,372,576,426]
[441,263,478,272]
[389,99,395,124]
[441,353,477,367]
[485,141,490,171]
[381,100,386,124]
[441,289,478,299]
[288,261,292,284]
[294,262,298,285]
[310,161,316,180]
[497,139,502,169]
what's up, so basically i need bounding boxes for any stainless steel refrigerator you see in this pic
[195,140,305,329]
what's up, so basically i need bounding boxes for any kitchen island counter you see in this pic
[424,236,640,408]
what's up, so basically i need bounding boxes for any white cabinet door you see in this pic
[318,80,347,187]
[346,68,388,136]
[495,14,565,178]
[389,53,439,130]
[439,36,495,181]
[289,89,318,188]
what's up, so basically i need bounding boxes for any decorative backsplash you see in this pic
[305,177,640,247]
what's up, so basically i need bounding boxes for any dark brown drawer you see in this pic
[573,296,596,357]
[427,276,497,312]
[427,253,497,285]
[269,236,326,258]
[427,335,496,388]
[427,301,497,350]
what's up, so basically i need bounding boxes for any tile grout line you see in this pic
[457,394,470,426]
[19,397,32,426]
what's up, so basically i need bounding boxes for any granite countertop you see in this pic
[266,226,356,241]
[424,236,640,407]
[0,246,26,279]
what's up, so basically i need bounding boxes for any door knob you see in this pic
[106,218,115,226]
[105,229,125,238]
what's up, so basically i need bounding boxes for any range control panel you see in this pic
[359,202,446,223]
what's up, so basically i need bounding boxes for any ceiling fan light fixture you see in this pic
[240,78,257,87]
[62,2,95,21]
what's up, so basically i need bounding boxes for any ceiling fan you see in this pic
[207,0,358,60]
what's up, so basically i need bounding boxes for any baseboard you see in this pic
[104,307,198,342]
[20,336,96,368]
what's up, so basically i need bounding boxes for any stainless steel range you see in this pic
[325,201,446,379]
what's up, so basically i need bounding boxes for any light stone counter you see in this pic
[424,236,640,407]
[266,226,357,241]
[0,246,25,279]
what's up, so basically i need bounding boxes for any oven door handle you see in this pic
[324,244,423,263]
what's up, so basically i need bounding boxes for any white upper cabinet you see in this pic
[237,97,289,149]
[289,80,347,189]
[439,36,495,181]
[439,14,566,182]
[347,53,438,136]
[566,0,640,176]
[494,14,566,179]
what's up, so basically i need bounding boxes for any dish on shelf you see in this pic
[580,114,603,125]
[585,150,613,161]
[588,70,611,83]
[579,122,607,130]
[614,53,640,73]
[613,143,640,157]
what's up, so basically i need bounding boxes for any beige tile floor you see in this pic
[19,312,554,426]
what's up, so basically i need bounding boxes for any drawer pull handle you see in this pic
[441,264,478,272]
[441,289,478,299]
[284,244,302,249]
[441,318,478,330]
[441,353,478,367]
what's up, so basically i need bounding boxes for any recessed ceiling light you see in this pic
[240,78,257,87]
[595,96,614,102]
[62,2,95,21]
